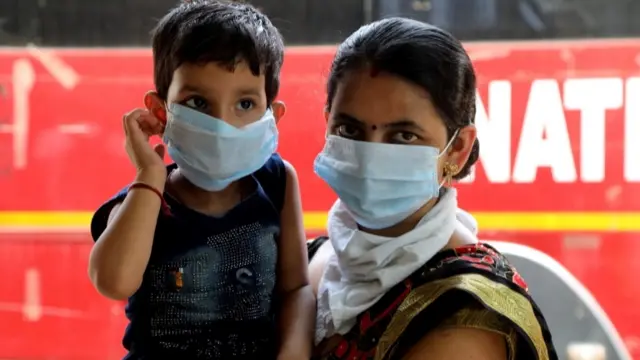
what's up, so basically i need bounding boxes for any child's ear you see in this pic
[143,91,167,124]
[271,101,286,124]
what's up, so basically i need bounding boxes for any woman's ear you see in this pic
[144,91,167,124]
[448,125,477,175]
[271,101,286,124]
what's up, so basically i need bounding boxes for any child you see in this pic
[88,1,315,359]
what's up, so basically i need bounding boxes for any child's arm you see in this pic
[88,109,167,300]
[89,170,165,300]
[276,160,316,359]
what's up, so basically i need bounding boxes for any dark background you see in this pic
[0,0,639,46]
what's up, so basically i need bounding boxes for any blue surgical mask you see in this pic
[163,104,278,191]
[314,134,457,229]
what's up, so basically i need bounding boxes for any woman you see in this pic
[307,17,557,360]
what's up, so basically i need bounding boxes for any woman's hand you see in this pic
[122,108,167,182]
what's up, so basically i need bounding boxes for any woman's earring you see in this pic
[443,162,459,186]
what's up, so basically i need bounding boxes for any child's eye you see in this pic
[184,97,208,111]
[236,99,255,111]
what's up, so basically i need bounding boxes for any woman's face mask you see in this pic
[314,133,457,229]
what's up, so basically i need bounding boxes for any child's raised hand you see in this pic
[122,108,167,178]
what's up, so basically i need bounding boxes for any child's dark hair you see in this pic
[326,17,479,179]
[151,0,284,104]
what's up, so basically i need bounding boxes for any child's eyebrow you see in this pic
[234,87,263,98]
[177,84,262,99]
[177,84,205,94]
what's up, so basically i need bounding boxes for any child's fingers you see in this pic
[136,113,164,136]
[123,109,150,144]
[154,143,166,160]
[151,120,165,134]
[138,119,154,137]
[122,108,147,136]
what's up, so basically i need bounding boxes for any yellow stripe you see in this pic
[1,211,640,232]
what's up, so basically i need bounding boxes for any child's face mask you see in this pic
[162,103,278,191]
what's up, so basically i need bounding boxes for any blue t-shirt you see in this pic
[91,154,286,360]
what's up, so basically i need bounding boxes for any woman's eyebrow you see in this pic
[335,114,428,134]
[385,119,425,132]
[335,112,366,126]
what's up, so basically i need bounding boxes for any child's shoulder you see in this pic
[255,153,299,185]
[253,153,290,212]
[255,153,285,178]
[90,164,175,242]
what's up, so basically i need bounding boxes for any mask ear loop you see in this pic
[164,104,173,119]
[159,104,175,132]
[437,129,461,187]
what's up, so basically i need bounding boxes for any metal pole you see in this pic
[363,0,374,24]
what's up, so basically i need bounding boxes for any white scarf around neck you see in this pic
[315,189,477,343]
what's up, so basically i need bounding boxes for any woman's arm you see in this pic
[276,160,316,360]
[403,327,507,360]
[308,240,334,296]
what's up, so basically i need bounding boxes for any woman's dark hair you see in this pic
[326,17,479,179]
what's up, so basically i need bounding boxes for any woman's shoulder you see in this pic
[307,236,332,296]
[401,321,510,360]
[426,242,529,289]
[309,236,555,360]
[377,242,554,360]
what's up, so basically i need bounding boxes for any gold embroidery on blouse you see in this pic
[375,273,548,360]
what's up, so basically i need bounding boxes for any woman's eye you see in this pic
[236,99,255,111]
[336,124,360,138]
[184,97,208,111]
[391,132,418,143]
